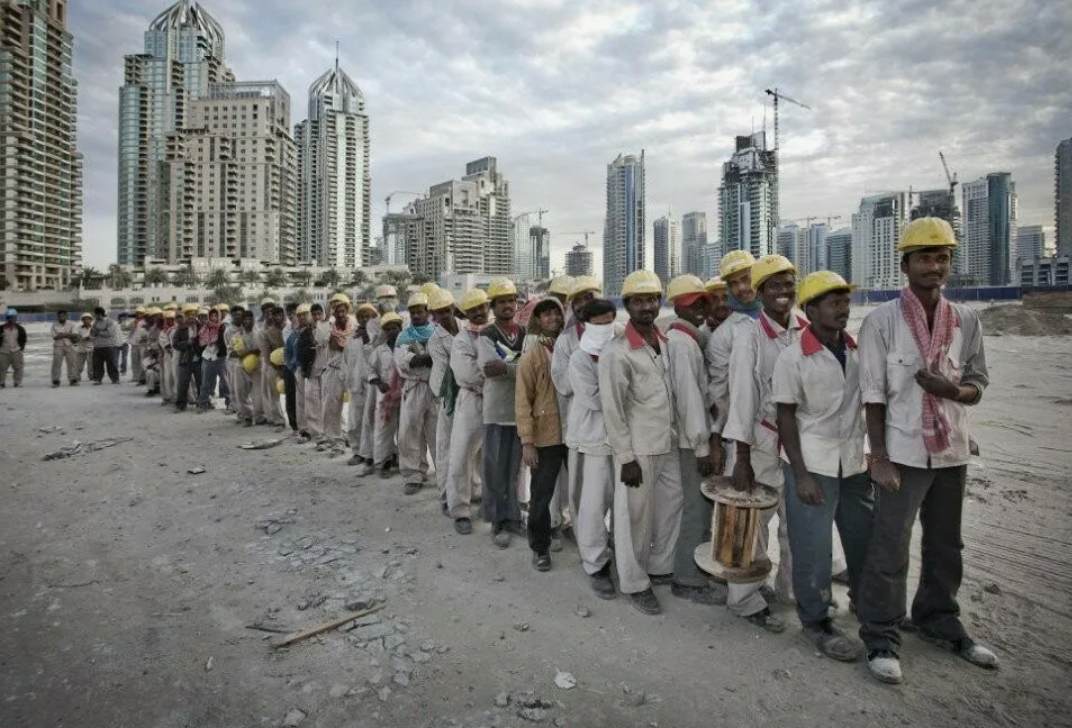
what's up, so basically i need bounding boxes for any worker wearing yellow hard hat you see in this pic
[256,300,287,427]
[420,282,441,298]
[703,277,731,332]
[364,311,403,476]
[374,284,398,300]
[228,304,259,427]
[547,276,575,305]
[458,288,490,316]
[897,216,958,252]
[162,303,178,312]
[394,288,439,495]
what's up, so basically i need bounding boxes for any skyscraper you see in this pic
[680,211,707,276]
[826,227,853,282]
[602,151,645,296]
[295,59,370,268]
[1015,225,1045,261]
[718,132,777,259]
[962,173,1017,286]
[1056,138,1072,257]
[565,243,592,277]
[776,223,800,262]
[851,192,910,290]
[530,226,550,279]
[653,214,679,283]
[0,0,83,291]
[117,0,234,265]
[400,157,511,279]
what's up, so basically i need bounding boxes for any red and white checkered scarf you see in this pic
[900,287,958,454]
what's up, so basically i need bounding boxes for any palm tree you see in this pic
[317,268,342,289]
[171,264,199,288]
[411,273,433,285]
[145,268,169,287]
[107,263,133,290]
[351,269,369,287]
[78,267,103,289]
[206,268,230,288]
[208,285,244,306]
[264,268,287,288]
[285,288,310,304]
[240,269,262,287]
[293,269,313,288]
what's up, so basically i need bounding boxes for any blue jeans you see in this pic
[198,358,226,410]
[783,464,874,627]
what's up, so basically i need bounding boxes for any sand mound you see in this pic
[978,305,1072,336]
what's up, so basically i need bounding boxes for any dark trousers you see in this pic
[198,358,226,409]
[783,465,874,626]
[526,444,568,554]
[858,464,968,654]
[92,346,119,383]
[673,448,714,587]
[283,367,298,431]
[175,362,203,410]
[481,424,523,527]
[117,343,129,374]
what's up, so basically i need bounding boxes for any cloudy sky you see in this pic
[72,0,1070,272]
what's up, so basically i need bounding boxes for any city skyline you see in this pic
[58,1,1072,275]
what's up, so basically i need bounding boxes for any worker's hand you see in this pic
[484,360,508,378]
[915,368,959,400]
[696,455,714,479]
[708,436,725,475]
[731,458,755,492]
[523,444,539,470]
[870,458,901,493]
[795,472,825,506]
[620,461,643,488]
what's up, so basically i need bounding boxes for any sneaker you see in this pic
[549,529,564,553]
[347,454,363,466]
[532,552,552,572]
[671,582,727,606]
[744,608,786,633]
[647,573,673,586]
[867,649,903,684]
[630,588,662,616]
[404,482,422,496]
[803,620,863,662]
[0,382,5,388]
[920,634,999,670]
[492,525,511,549]
[589,564,617,599]
[454,518,473,535]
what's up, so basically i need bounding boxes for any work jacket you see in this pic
[550,320,585,439]
[706,312,756,434]
[428,323,458,400]
[450,328,485,396]
[516,338,562,448]
[567,348,611,456]
[666,319,713,457]
[51,322,76,351]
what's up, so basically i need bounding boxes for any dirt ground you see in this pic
[2,321,1071,728]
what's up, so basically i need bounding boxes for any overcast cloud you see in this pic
[72,0,1072,272]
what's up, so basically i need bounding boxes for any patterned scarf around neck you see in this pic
[900,286,958,454]
[728,290,763,320]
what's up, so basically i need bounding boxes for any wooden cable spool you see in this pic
[694,475,779,584]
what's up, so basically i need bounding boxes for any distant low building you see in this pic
[1020,255,1070,288]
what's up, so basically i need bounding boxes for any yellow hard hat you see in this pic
[269,347,285,366]
[380,312,403,328]
[374,284,398,299]
[407,292,430,309]
[163,310,176,320]
[295,303,312,316]
[720,250,756,281]
[343,391,351,404]
[162,303,179,311]
[260,296,277,307]
[487,278,517,300]
[751,254,797,292]
[329,292,352,309]
[182,303,199,314]
[621,270,663,298]
[569,275,602,300]
[428,288,455,311]
[231,335,247,355]
[458,289,490,313]
[135,306,147,314]
[216,303,230,313]
[705,277,727,292]
[198,307,210,316]
[146,307,162,316]
[275,378,286,395]
[797,271,858,307]
[355,302,378,317]
[242,353,261,372]
[898,216,958,252]
[81,312,94,320]
[548,276,575,297]
[420,282,441,298]
[666,274,708,304]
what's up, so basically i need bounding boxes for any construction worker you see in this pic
[446,289,491,534]
[705,277,731,332]
[196,307,227,413]
[427,288,460,509]
[297,303,323,441]
[550,275,603,541]
[346,303,377,466]
[284,303,308,437]
[117,312,132,376]
[0,309,27,388]
[130,307,147,383]
[316,293,355,450]
[772,271,874,661]
[366,284,401,343]
[395,291,439,494]
[221,304,245,415]
[568,298,621,597]
[368,312,403,476]
[723,254,806,633]
[259,300,286,427]
[75,312,95,384]
[50,310,79,387]
[158,309,177,403]
[232,309,260,426]
[172,305,203,411]
[90,307,122,385]
[547,276,574,307]
[665,275,726,606]
[143,308,163,397]
[856,218,996,684]
[599,271,683,616]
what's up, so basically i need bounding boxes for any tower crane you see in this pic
[790,215,843,228]
[939,151,959,197]
[561,231,597,247]
[764,88,811,154]
[385,191,423,215]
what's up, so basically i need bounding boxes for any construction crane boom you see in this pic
[385,191,423,215]
[562,230,597,247]
[939,151,958,196]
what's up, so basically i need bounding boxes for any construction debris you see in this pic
[43,437,133,461]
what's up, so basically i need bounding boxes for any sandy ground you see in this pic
[2,315,1071,728]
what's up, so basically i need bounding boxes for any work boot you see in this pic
[254,417,268,425]
[454,518,473,535]
[590,563,616,599]
[867,650,903,684]
[803,620,863,662]
[630,588,661,616]
[52,381,60,388]
[671,582,727,606]
[404,482,422,496]
[347,454,363,466]
[355,462,373,477]
[532,552,552,572]
[647,573,673,586]
[744,608,786,634]
[70,380,79,386]
[492,523,511,549]
[549,528,564,553]
[919,634,999,670]
[243,419,254,428]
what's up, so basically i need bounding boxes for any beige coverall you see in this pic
[428,323,457,499]
[368,343,400,466]
[445,328,485,519]
[395,335,438,483]
[316,319,353,446]
[51,321,78,384]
